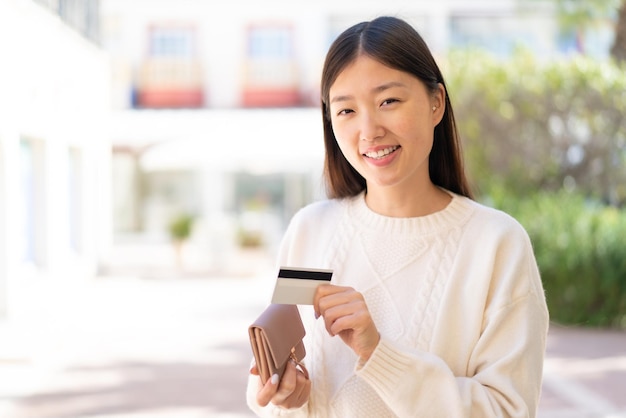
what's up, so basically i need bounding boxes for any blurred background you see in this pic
[0,0,625,417]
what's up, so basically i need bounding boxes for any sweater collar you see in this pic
[346,190,475,236]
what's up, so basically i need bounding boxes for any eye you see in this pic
[381,98,399,107]
[336,108,354,116]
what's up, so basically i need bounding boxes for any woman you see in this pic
[247,16,549,417]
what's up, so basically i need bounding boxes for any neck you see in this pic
[364,183,451,218]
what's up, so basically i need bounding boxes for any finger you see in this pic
[326,299,370,334]
[256,373,280,407]
[314,285,355,318]
[293,366,311,399]
[313,284,334,318]
[318,293,364,334]
[316,284,351,299]
[271,361,298,405]
[324,302,381,360]
[323,305,357,337]
[250,363,259,376]
[274,362,311,409]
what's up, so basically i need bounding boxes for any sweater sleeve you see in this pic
[356,216,549,418]
[245,373,311,417]
[357,292,548,417]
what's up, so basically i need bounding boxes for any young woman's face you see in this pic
[328,54,444,194]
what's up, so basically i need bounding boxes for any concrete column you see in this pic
[200,169,236,271]
[0,140,7,319]
[30,138,48,270]
[0,129,21,319]
[92,141,114,274]
[43,136,69,274]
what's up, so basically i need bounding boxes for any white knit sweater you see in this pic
[247,191,549,418]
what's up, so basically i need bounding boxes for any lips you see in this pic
[363,145,400,159]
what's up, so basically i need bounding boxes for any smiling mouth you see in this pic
[364,146,400,160]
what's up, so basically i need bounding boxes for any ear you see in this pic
[431,83,446,126]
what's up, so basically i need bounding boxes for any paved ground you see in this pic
[541,325,626,418]
[0,260,625,417]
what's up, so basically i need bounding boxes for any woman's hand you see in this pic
[251,360,311,409]
[314,284,380,362]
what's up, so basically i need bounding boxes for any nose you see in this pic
[359,112,384,142]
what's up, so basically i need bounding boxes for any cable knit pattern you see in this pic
[413,228,460,351]
[246,191,549,418]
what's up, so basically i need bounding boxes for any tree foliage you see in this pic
[446,49,626,206]
[555,0,621,29]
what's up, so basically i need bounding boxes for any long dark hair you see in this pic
[320,16,473,200]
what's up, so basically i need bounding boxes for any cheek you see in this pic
[335,131,359,161]
[331,123,356,150]
[331,118,359,140]
[332,133,362,168]
[398,118,431,143]
[395,115,419,135]
[335,138,357,163]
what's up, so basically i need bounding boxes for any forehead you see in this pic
[329,55,423,98]
[334,55,400,82]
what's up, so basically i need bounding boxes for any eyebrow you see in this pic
[330,81,407,104]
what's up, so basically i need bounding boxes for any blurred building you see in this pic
[0,0,110,318]
[0,0,615,317]
[102,0,587,272]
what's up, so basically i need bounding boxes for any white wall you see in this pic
[0,0,111,319]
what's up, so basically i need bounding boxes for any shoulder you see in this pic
[277,197,348,267]
[456,196,546,305]
[281,197,347,248]
[288,197,346,230]
[461,196,531,244]
[455,195,540,283]
[295,197,341,217]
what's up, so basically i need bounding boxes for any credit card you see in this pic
[271,267,333,305]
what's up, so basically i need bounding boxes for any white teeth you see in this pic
[364,146,399,159]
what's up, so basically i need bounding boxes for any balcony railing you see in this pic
[135,58,205,108]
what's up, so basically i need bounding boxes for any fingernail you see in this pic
[271,374,279,385]
[314,312,319,320]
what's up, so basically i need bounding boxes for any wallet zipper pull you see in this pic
[289,347,310,380]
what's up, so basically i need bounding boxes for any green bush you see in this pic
[492,191,626,329]
[445,49,626,206]
[168,213,194,242]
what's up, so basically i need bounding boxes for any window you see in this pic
[135,24,204,108]
[248,26,292,59]
[242,23,299,107]
[149,26,195,58]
